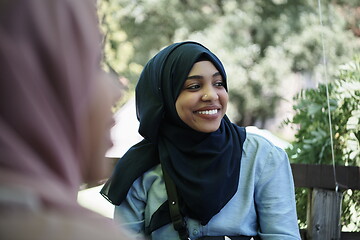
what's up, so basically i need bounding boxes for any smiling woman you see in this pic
[176,60,228,133]
[100,41,301,240]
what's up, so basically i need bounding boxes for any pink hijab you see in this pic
[0,0,116,214]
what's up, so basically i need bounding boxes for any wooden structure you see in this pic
[307,188,342,240]
[291,164,360,190]
[291,164,360,240]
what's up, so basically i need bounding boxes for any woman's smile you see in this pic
[196,109,218,115]
[193,105,222,120]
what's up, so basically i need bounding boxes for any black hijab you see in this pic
[101,41,246,226]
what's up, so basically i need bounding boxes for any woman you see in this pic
[101,42,301,240]
[0,0,134,239]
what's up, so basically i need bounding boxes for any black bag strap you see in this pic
[161,164,190,240]
[144,201,171,235]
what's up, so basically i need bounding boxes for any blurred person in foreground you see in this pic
[0,0,136,239]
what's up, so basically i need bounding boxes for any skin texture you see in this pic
[175,61,228,133]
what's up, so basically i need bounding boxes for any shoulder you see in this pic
[241,128,290,171]
[244,131,286,157]
[0,209,130,240]
[137,164,163,186]
[244,126,291,150]
[129,164,164,200]
[245,131,276,148]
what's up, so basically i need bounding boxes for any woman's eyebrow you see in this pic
[186,75,203,80]
[213,72,221,77]
[186,72,221,80]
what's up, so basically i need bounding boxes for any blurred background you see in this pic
[78,0,360,235]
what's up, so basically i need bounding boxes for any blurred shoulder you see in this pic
[0,209,136,240]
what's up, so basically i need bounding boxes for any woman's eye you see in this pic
[214,81,224,87]
[186,84,200,90]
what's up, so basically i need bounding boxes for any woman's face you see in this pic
[175,60,228,133]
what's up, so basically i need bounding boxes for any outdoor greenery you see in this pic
[97,0,360,127]
[96,0,360,231]
[284,56,360,230]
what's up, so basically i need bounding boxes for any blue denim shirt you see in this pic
[114,132,301,240]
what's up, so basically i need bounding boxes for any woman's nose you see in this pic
[201,86,219,101]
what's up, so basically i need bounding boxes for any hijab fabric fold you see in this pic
[101,42,246,225]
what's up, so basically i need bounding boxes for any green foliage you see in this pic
[97,0,359,127]
[285,56,360,166]
[295,188,309,229]
[97,0,143,90]
[284,56,360,230]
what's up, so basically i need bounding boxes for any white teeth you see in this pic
[197,109,218,115]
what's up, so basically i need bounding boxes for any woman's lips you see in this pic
[194,108,221,119]
[195,109,219,115]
